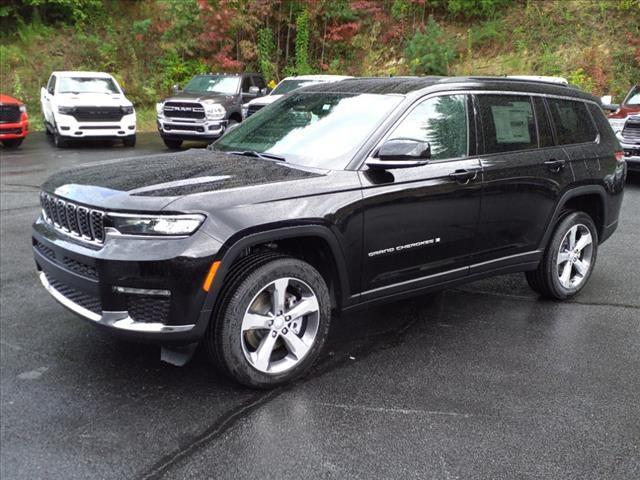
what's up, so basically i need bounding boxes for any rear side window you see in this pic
[477,95,537,154]
[546,98,598,145]
[388,94,468,160]
[533,97,554,148]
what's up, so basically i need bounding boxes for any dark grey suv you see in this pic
[156,73,267,149]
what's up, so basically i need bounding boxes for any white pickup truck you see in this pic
[41,71,136,148]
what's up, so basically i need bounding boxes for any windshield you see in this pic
[623,86,640,106]
[214,92,402,169]
[271,79,320,96]
[184,75,240,94]
[58,77,119,94]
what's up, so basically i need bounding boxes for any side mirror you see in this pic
[260,87,268,96]
[366,138,431,169]
[245,86,260,97]
[600,95,619,112]
[172,84,180,94]
[601,95,613,105]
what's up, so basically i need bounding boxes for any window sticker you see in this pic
[491,102,532,144]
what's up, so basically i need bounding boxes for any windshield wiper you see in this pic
[226,150,286,162]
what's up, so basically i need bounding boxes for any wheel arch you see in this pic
[539,185,608,249]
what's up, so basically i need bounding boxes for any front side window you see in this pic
[547,98,598,145]
[478,95,537,154]
[241,77,252,93]
[214,92,402,169]
[57,77,119,94]
[387,94,468,160]
[183,75,240,95]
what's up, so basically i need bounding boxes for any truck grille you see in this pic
[40,192,106,244]
[163,102,205,119]
[621,118,640,142]
[0,104,21,123]
[245,104,264,118]
[71,106,124,122]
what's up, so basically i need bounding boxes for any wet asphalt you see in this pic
[1,133,639,479]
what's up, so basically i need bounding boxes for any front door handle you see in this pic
[544,159,566,172]
[449,169,478,183]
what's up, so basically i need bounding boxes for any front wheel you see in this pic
[525,211,598,300]
[123,135,136,147]
[53,131,69,148]
[1,138,23,148]
[206,256,331,388]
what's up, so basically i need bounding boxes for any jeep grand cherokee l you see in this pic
[32,77,626,388]
[156,72,266,149]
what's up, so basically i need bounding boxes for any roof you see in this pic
[52,71,114,78]
[303,76,596,101]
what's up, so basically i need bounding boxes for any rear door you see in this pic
[472,93,573,271]
[359,94,482,302]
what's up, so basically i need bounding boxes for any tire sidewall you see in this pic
[216,258,331,388]
[546,212,598,299]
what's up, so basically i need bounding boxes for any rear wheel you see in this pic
[123,135,136,147]
[1,138,23,148]
[163,138,182,149]
[206,256,331,389]
[525,211,598,300]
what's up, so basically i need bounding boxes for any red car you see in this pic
[606,85,640,171]
[0,94,29,148]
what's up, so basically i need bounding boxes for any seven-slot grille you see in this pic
[0,104,21,123]
[163,102,205,119]
[245,104,264,118]
[621,117,640,142]
[40,192,106,243]
[71,106,124,122]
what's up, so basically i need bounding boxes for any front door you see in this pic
[359,94,482,302]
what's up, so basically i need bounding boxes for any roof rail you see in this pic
[506,75,569,85]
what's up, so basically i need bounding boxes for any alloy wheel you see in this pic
[556,224,594,289]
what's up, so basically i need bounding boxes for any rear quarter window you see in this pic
[477,94,538,154]
[546,98,598,145]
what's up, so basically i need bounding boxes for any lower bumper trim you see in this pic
[40,272,194,334]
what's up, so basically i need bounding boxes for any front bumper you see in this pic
[32,215,222,344]
[55,112,136,138]
[619,139,640,171]
[157,116,227,141]
[0,119,29,139]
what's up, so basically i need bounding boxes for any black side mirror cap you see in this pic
[367,139,431,169]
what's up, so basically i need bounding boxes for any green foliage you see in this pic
[446,0,512,19]
[257,27,277,82]
[567,68,596,92]
[405,16,456,76]
[295,9,312,75]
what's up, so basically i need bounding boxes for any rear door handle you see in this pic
[544,159,566,171]
[449,169,478,183]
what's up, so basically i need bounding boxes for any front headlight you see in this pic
[202,100,225,120]
[121,105,134,115]
[608,118,626,134]
[156,102,164,116]
[107,213,205,236]
[242,104,249,118]
[58,106,75,115]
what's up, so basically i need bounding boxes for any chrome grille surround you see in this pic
[40,192,106,245]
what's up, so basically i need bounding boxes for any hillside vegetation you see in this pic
[1,0,638,131]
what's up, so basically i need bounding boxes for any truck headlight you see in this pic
[107,213,205,236]
[242,104,249,119]
[202,100,225,120]
[58,106,76,114]
[121,105,134,115]
[156,102,164,116]
[608,118,626,134]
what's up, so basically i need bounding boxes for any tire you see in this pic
[53,130,69,148]
[206,255,332,389]
[123,135,136,147]
[163,138,182,149]
[2,138,23,148]
[525,211,598,300]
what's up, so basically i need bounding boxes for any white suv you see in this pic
[41,71,136,148]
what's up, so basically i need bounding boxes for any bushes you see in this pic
[405,16,456,76]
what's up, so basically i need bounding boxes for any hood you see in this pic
[41,150,323,211]
[56,92,131,107]
[0,94,22,105]
[248,95,282,107]
[167,91,235,104]
[608,105,640,119]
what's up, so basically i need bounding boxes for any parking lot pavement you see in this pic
[1,134,639,479]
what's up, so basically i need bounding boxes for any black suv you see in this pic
[33,77,626,388]
[156,72,267,149]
